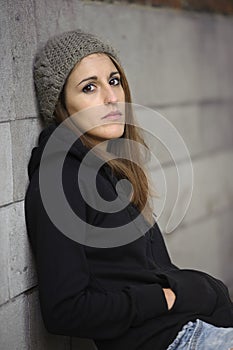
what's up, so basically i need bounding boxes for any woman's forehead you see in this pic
[72,53,117,74]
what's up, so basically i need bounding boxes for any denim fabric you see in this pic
[167,319,233,350]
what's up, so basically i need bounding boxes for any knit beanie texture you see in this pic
[33,29,121,125]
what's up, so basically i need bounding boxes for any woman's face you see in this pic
[64,53,125,147]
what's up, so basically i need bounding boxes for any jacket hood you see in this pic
[27,122,93,181]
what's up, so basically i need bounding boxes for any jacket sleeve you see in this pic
[150,224,233,317]
[150,220,179,270]
[25,167,169,341]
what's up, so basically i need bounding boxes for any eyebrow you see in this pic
[77,71,120,86]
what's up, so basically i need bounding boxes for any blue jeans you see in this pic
[167,319,233,350]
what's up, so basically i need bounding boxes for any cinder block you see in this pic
[197,102,233,154]
[0,206,10,305]
[185,149,233,223]
[7,0,37,119]
[34,0,82,46]
[151,158,193,233]
[135,104,201,166]
[163,208,233,296]
[0,123,13,206]
[80,4,233,105]
[10,118,42,201]
[0,200,36,304]
[215,16,233,100]
[0,2,15,121]
[143,101,233,165]
[154,149,233,230]
[0,295,28,350]
[28,290,70,350]
[134,9,233,105]
[8,201,37,298]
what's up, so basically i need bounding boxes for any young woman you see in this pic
[25,29,233,350]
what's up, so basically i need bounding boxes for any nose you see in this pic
[103,85,118,105]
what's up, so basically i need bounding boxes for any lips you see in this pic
[102,110,122,119]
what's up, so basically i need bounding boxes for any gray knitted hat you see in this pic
[33,29,121,125]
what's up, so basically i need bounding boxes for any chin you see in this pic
[95,124,125,140]
[105,124,125,139]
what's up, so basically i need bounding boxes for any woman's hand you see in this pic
[163,288,176,310]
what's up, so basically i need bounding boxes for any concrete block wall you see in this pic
[0,1,233,349]
[120,0,233,15]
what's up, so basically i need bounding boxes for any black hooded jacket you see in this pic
[25,123,233,350]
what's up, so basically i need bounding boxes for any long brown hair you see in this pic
[54,54,157,226]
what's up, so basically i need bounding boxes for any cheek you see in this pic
[72,117,92,133]
[66,91,89,115]
[119,88,125,101]
[90,123,125,139]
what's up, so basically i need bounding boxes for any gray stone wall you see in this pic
[0,1,233,349]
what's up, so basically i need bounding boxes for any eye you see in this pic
[109,77,121,86]
[82,83,95,93]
